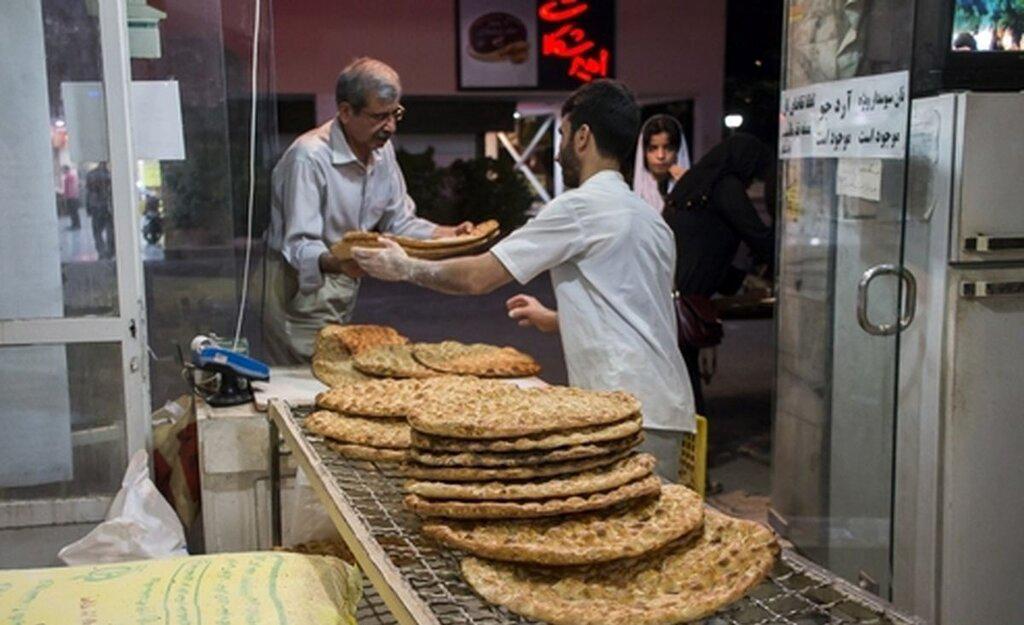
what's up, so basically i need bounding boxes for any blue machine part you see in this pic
[193,346,270,381]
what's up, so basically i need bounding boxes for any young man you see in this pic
[353,80,694,481]
[264,57,472,363]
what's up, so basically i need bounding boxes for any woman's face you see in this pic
[645,132,678,179]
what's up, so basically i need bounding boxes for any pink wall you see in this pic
[271,1,725,157]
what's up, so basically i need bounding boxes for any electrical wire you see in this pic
[233,0,261,350]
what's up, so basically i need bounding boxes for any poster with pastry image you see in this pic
[458,0,538,88]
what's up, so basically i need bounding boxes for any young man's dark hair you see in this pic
[560,79,641,164]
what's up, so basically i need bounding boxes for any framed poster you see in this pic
[457,0,615,91]
[458,0,539,89]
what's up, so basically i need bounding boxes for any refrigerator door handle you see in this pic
[858,264,915,335]
[960,280,1024,298]
[963,234,1024,253]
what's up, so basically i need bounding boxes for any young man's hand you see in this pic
[433,221,474,238]
[669,164,687,181]
[506,294,558,333]
[351,238,412,281]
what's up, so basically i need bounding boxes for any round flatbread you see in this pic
[326,440,408,463]
[391,220,499,249]
[461,509,779,625]
[423,484,703,565]
[316,378,428,417]
[409,433,642,467]
[303,410,410,449]
[353,345,443,379]
[311,357,373,388]
[410,415,643,453]
[412,341,540,377]
[314,323,408,357]
[408,385,641,439]
[405,453,656,501]
[401,449,632,482]
[406,474,660,520]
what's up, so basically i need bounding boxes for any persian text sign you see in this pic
[779,71,909,159]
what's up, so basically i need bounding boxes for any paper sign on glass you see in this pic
[779,71,909,160]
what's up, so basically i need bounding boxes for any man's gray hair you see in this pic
[335,57,401,111]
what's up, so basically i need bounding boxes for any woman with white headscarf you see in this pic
[632,114,690,212]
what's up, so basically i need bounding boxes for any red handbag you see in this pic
[673,291,724,349]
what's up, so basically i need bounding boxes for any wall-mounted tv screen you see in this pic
[951,0,1023,52]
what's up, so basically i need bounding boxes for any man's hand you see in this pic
[669,164,687,182]
[433,221,474,238]
[506,294,558,333]
[319,252,365,278]
[352,238,414,282]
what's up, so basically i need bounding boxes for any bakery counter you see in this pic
[267,399,924,625]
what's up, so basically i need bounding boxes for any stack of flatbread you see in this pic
[351,340,540,379]
[331,220,500,261]
[395,380,779,623]
[304,376,508,462]
[401,384,656,519]
[304,378,426,462]
[311,324,408,387]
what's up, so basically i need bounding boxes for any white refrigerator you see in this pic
[894,91,1024,624]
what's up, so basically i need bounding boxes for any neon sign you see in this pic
[538,0,613,84]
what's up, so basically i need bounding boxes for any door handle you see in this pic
[960,280,1024,298]
[963,234,1024,253]
[857,264,917,336]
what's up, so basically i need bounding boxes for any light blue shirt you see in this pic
[269,119,436,294]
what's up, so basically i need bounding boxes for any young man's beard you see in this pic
[558,147,581,188]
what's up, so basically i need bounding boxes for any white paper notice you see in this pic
[63,80,185,162]
[836,158,882,202]
[779,71,909,160]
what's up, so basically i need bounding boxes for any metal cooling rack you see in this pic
[268,400,924,625]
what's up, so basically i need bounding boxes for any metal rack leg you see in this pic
[269,415,282,547]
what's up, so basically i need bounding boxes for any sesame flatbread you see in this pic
[326,440,408,463]
[393,220,499,248]
[408,385,641,439]
[311,357,373,387]
[423,484,703,565]
[316,378,428,417]
[410,415,643,453]
[331,221,500,260]
[405,453,656,501]
[400,449,632,482]
[314,323,408,357]
[412,341,540,378]
[406,474,661,519]
[409,433,642,467]
[353,344,443,379]
[461,508,779,625]
[303,410,410,449]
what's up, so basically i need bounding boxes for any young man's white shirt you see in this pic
[491,169,696,434]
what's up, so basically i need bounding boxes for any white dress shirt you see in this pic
[491,170,696,432]
[268,118,435,294]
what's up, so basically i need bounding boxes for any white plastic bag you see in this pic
[285,466,339,546]
[58,449,188,565]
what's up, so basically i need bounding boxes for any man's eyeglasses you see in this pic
[362,105,405,124]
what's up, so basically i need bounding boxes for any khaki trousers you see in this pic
[262,252,360,365]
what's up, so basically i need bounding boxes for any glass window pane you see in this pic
[0,342,126,501]
[1,1,120,321]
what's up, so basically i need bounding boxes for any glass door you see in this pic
[0,0,149,567]
[770,0,917,598]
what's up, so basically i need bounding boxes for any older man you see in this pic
[264,57,471,363]
[353,80,695,481]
